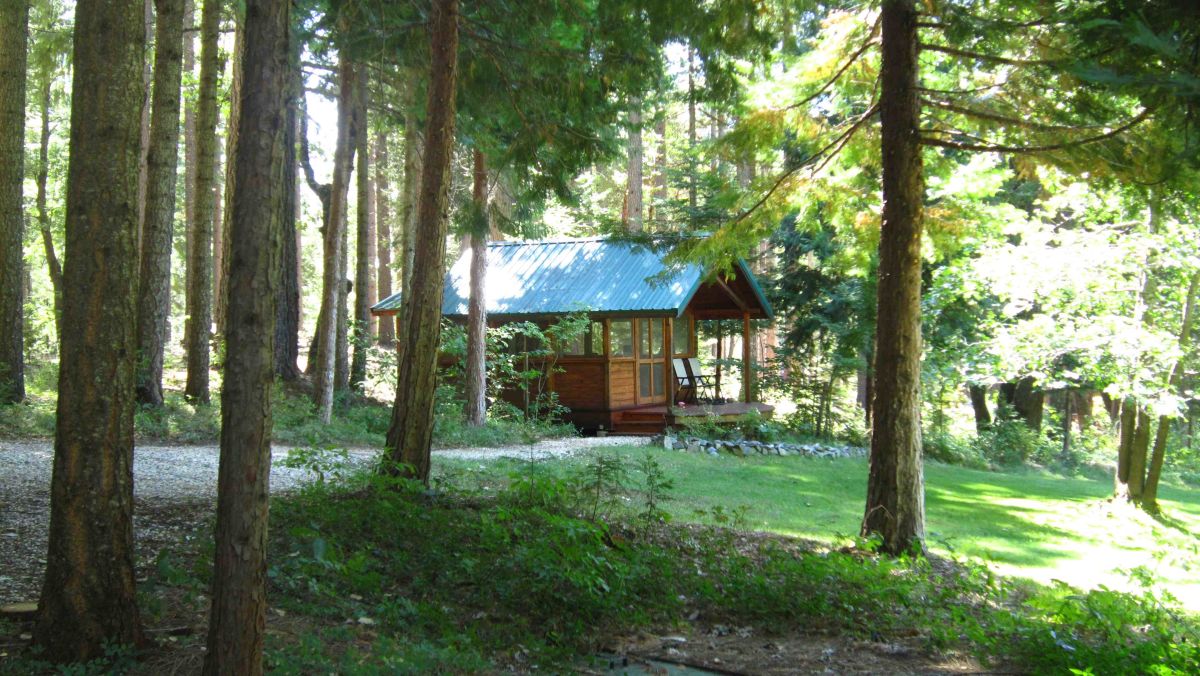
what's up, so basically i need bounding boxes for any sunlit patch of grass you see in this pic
[436,445,1200,612]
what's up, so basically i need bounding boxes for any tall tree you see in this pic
[135,0,186,406]
[375,127,395,346]
[34,0,147,660]
[860,0,926,555]
[0,0,28,404]
[463,149,488,426]
[215,20,244,342]
[202,0,288,671]
[312,54,358,423]
[350,82,374,390]
[274,31,302,381]
[383,0,459,482]
[34,68,64,338]
[185,0,224,403]
[626,101,643,231]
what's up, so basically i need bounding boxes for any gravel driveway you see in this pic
[0,435,646,605]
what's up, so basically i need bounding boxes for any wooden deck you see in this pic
[611,402,775,435]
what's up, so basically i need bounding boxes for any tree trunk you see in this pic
[0,0,28,403]
[652,111,667,225]
[181,0,196,353]
[375,128,395,346]
[35,76,65,339]
[383,0,459,483]
[686,49,697,219]
[626,101,643,232]
[1116,397,1135,486]
[1143,270,1199,511]
[185,0,224,403]
[34,0,147,659]
[298,92,332,374]
[335,223,350,391]
[861,0,925,556]
[464,149,488,426]
[215,20,244,343]
[313,55,358,422]
[400,108,420,294]
[137,0,153,249]
[135,0,186,406]
[968,384,991,433]
[274,36,301,381]
[1126,407,1151,502]
[350,83,373,390]
[202,0,288,671]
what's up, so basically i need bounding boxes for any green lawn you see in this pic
[438,445,1200,612]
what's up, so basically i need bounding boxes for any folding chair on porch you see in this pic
[673,358,698,403]
[684,357,717,403]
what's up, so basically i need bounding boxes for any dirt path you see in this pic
[0,436,646,605]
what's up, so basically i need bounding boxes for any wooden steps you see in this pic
[611,408,668,435]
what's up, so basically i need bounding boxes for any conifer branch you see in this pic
[785,25,880,112]
[921,98,1115,132]
[919,43,1073,67]
[920,108,1153,154]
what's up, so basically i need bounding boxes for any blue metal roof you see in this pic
[371,237,773,319]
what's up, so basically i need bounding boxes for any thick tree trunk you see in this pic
[135,0,186,406]
[1143,271,1199,511]
[313,56,358,422]
[0,0,28,403]
[968,384,991,433]
[383,0,459,483]
[34,0,147,660]
[335,224,350,390]
[185,0,224,403]
[400,108,420,294]
[861,0,925,556]
[274,37,301,382]
[626,101,643,232]
[201,0,288,671]
[375,128,395,346]
[1116,397,1135,486]
[137,0,153,248]
[350,84,373,390]
[1126,407,1151,501]
[35,77,64,339]
[464,149,488,426]
[215,20,244,342]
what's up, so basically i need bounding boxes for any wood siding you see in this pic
[555,361,606,411]
[609,360,636,408]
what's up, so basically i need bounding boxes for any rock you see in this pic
[738,443,754,458]
[686,441,702,453]
[662,435,674,449]
[673,441,686,450]
[706,448,720,457]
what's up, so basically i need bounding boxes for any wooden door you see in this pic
[635,318,667,405]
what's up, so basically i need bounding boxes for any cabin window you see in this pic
[609,320,634,357]
[672,316,691,356]
[559,321,604,356]
[637,319,665,359]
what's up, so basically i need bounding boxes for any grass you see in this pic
[436,445,1200,612]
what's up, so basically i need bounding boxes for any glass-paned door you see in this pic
[635,318,666,404]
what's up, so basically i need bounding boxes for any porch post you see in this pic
[742,311,752,403]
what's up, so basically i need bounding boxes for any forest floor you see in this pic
[0,436,645,605]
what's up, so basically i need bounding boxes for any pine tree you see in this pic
[0,0,29,404]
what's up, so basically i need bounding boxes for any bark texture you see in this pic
[136,0,186,406]
[312,56,358,422]
[350,84,374,390]
[861,0,925,556]
[201,0,288,671]
[34,0,147,659]
[626,102,643,231]
[215,20,244,342]
[375,128,395,346]
[383,0,459,482]
[464,149,488,426]
[0,0,28,403]
[400,109,420,293]
[274,38,301,381]
[185,0,223,403]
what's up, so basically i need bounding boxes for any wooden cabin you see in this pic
[370,237,774,434]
